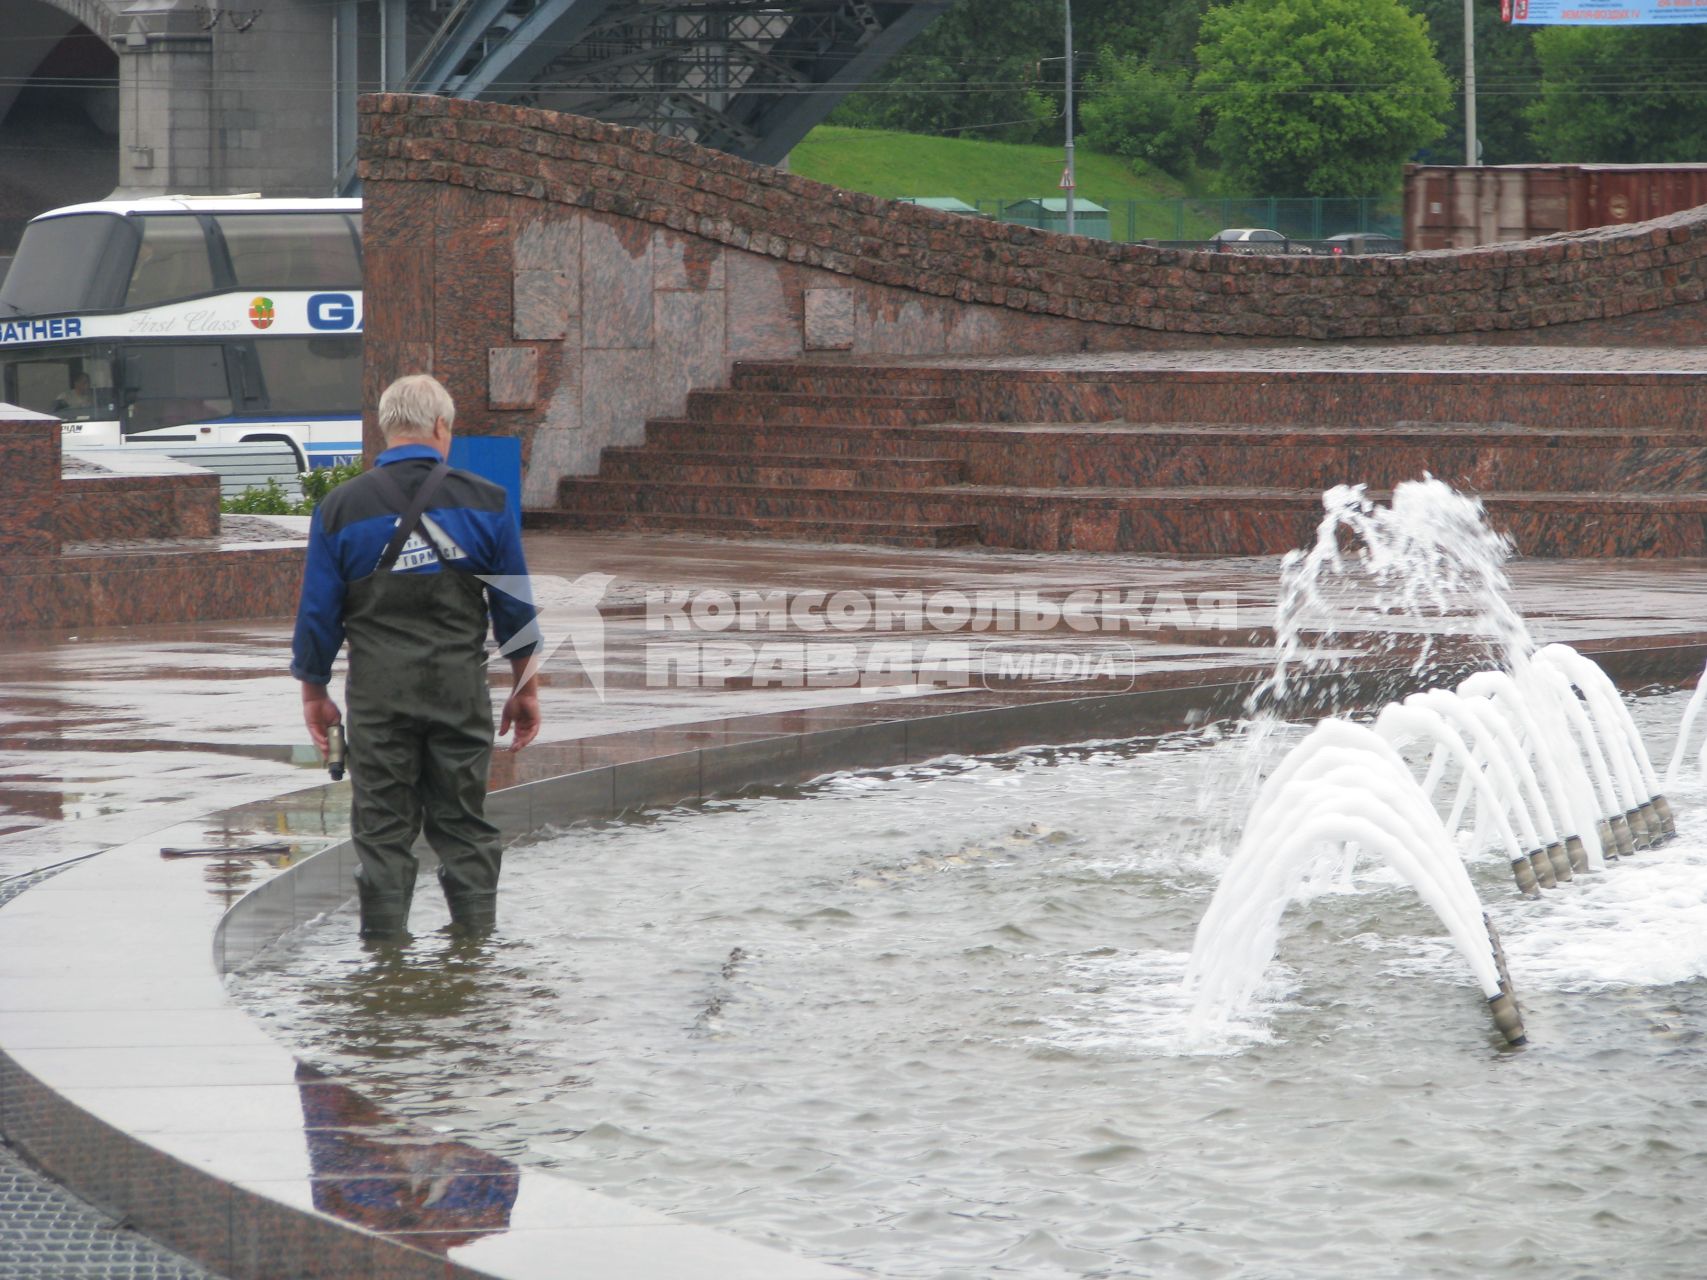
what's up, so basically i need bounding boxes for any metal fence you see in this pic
[970,196,1402,244]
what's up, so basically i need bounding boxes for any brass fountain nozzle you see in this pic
[1626,806,1654,851]
[1564,835,1590,875]
[1651,794,1677,841]
[1488,990,1526,1046]
[1609,813,1636,858]
[326,724,346,782]
[1483,915,1526,1047]
[1638,799,1669,846]
[1596,818,1618,861]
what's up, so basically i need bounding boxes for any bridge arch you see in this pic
[0,0,119,254]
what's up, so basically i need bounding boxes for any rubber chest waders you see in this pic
[343,461,503,939]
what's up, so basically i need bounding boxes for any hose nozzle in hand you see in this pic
[326,724,346,781]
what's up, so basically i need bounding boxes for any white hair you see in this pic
[377,374,455,443]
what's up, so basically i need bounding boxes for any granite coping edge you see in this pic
[4,635,1705,1280]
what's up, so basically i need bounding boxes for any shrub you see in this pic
[221,459,363,516]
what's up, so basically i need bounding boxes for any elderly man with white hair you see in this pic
[292,373,540,942]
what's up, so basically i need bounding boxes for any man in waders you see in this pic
[291,373,540,942]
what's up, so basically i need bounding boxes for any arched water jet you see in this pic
[1373,701,1539,893]
[1536,645,1673,845]
[1189,720,1524,1046]
[1664,660,1707,787]
[1458,669,1604,875]
[1525,659,1628,857]
[1406,688,1556,891]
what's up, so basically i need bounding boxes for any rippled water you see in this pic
[231,690,1707,1280]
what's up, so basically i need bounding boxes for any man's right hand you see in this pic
[300,681,343,754]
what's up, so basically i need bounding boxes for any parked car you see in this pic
[1322,232,1404,256]
[1209,228,1309,255]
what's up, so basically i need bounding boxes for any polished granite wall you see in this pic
[356,93,1707,506]
[0,410,60,557]
[0,405,304,632]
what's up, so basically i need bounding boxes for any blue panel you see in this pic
[1510,0,1707,21]
[449,435,524,529]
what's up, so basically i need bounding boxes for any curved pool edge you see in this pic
[3,637,1702,1280]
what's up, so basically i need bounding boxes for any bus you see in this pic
[0,196,363,471]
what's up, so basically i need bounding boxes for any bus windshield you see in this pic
[0,214,136,317]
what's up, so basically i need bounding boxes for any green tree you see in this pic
[1526,25,1707,162]
[1080,52,1200,174]
[827,0,1182,142]
[1408,0,1541,165]
[827,0,1064,141]
[1194,0,1452,195]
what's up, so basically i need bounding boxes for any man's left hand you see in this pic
[500,684,540,751]
[300,682,343,754]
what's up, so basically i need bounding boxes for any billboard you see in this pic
[1503,0,1707,22]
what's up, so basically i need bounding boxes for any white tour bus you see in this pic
[0,196,363,470]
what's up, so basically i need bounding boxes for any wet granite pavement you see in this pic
[5,529,1707,885]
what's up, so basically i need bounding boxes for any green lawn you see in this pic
[787,126,1223,239]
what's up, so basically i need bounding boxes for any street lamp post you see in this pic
[1464,0,1478,165]
[1064,0,1076,234]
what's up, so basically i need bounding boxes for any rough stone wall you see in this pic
[356,92,1707,504]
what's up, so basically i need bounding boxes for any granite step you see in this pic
[634,418,1707,492]
[682,389,955,427]
[600,448,965,489]
[725,361,1706,432]
[524,508,981,548]
[557,476,1707,557]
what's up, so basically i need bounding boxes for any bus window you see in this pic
[120,343,234,432]
[216,214,361,290]
[249,335,361,416]
[126,217,215,308]
[0,347,118,422]
[0,214,135,316]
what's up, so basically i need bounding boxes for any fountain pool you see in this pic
[231,686,1707,1280]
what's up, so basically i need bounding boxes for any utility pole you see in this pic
[1464,0,1478,165]
[1064,0,1076,233]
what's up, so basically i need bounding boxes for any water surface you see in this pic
[232,689,1707,1279]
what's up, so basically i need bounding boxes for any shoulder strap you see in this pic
[368,461,452,573]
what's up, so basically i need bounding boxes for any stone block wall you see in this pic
[355,93,1707,505]
[0,408,61,558]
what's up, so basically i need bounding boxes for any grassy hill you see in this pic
[787,125,1222,238]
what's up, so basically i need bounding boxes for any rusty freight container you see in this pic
[1403,163,1707,250]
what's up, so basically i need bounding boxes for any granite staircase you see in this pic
[537,361,1707,557]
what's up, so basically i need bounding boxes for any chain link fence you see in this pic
[967,196,1402,244]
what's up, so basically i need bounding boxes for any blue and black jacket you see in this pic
[291,444,536,685]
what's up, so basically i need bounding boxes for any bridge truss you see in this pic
[407,0,949,165]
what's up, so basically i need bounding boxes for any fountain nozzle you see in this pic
[1564,835,1590,874]
[1511,855,1541,898]
[1652,794,1677,841]
[1638,800,1668,846]
[1527,848,1558,890]
[1488,990,1527,1046]
[1484,916,1526,1046]
[1596,818,1618,861]
[1543,841,1573,883]
[1609,813,1636,858]
[1626,807,1654,851]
